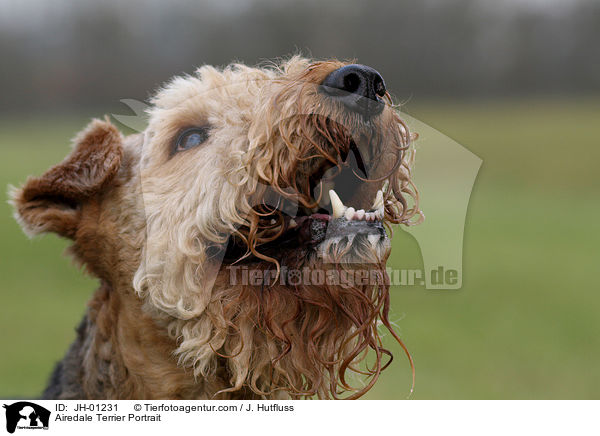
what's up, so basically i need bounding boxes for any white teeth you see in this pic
[372,189,384,211]
[270,219,277,225]
[329,189,346,219]
[329,188,385,222]
[382,180,389,193]
[289,218,297,228]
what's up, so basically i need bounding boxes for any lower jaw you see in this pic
[315,231,391,265]
[220,214,390,267]
[306,214,390,257]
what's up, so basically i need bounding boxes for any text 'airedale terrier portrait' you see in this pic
[11,57,422,400]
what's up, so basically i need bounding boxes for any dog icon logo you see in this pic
[2,402,50,433]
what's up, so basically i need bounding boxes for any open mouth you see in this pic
[283,186,388,260]
[222,140,390,264]
[285,186,386,244]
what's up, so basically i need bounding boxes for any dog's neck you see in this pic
[42,280,263,400]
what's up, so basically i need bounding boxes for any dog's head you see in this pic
[12,57,421,399]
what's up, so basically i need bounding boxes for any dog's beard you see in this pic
[200,236,400,399]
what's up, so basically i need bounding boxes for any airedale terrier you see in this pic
[11,57,421,399]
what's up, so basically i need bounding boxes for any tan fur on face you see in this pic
[12,56,421,399]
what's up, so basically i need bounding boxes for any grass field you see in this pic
[1,99,599,399]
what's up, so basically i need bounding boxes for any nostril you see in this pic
[342,73,361,94]
[374,77,386,97]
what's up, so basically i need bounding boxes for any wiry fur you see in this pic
[11,57,421,399]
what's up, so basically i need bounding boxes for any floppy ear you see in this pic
[11,118,123,239]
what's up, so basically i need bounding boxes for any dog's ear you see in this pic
[11,118,123,239]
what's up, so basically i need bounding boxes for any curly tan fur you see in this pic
[11,56,421,400]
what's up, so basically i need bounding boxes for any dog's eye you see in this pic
[175,127,210,153]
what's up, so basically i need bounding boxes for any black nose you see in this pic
[321,64,386,117]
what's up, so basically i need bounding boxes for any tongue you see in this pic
[310,213,331,221]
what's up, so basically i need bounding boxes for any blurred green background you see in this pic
[1,0,599,399]
[2,99,598,399]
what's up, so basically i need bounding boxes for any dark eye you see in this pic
[175,127,210,153]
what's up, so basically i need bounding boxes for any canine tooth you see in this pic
[329,189,346,219]
[344,207,356,221]
[372,190,384,210]
[270,219,276,225]
[382,180,389,193]
[355,209,365,220]
[375,208,384,220]
[289,218,297,228]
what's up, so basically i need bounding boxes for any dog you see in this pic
[11,56,421,399]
